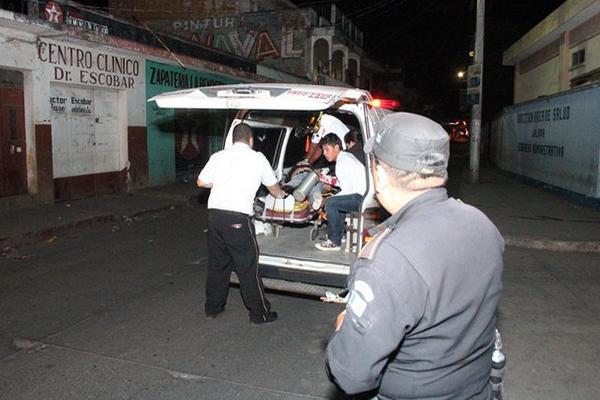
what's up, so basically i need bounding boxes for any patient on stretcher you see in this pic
[257,166,338,223]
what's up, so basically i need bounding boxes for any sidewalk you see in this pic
[0,182,203,250]
[456,167,600,252]
[1,166,600,252]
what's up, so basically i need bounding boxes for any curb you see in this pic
[504,235,600,253]
[3,203,598,254]
[0,214,117,249]
[0,202,191,251]
[136,191,199,206]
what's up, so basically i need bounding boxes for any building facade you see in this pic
[109,0,382,89]
[491,0,600,202]
[0,0,388,205]
[0,1,259,203]
[503,0,600,103]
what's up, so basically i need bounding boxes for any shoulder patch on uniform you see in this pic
[353,280,374,302]
[348,290,367,317]
[347,280,376,331]
[358,228,392,260]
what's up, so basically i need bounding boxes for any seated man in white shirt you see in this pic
[315,133,366,251]
[304,114,349,166]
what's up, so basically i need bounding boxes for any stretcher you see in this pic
[261,201,314,222]
[255,196,323,240]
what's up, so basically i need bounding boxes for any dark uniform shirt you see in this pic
[326,188,504,400]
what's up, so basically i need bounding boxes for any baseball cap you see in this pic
[364,112,449,178]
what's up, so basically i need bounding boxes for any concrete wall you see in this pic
[504,1,600,104]
[0,9,261,201]
[516,57,561,103]
[36,37,145,176]
[1,23,148,200]
[571,33,600,77]
[569,12,600,80]
[491,84,600,199]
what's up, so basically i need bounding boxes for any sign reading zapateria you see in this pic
[37,39,141,89]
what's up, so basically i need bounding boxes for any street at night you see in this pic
[1,0,600,399]
[2,145,600,399]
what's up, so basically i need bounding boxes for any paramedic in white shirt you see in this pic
[197,123,285,324]
[304,114,349,165]
[315,133,366,251]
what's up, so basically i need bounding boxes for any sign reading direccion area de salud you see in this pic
[37,39,141,89]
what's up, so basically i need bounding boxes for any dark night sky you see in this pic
[81,0,567,119]
[293,0,566,119]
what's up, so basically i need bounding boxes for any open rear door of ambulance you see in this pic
[149,84,377,295]
[148,83,361,111]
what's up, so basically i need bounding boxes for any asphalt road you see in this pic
[0,207,345,399]
[0,145,471,400]
[2,143,600,399]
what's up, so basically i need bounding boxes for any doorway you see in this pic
[0,69,27,197]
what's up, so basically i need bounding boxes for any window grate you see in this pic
[572,49,585,67]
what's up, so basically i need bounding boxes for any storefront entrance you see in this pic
[0,69,27,197]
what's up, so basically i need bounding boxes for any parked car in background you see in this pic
[442,118,470,143]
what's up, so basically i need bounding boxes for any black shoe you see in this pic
[205,309,224,319]
[250,311,278,325]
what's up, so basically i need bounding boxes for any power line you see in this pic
[344,0,397,18]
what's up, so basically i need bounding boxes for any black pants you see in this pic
[205,209,270,319]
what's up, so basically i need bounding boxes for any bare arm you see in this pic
[267,183,286,199]
[196,178,212,189]
[306,142,322,164]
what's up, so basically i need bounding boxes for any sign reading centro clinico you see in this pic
[37,39,141,88]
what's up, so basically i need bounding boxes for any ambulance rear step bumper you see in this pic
[230,273,346,298]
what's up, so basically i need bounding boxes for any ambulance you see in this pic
[150,84,397,296]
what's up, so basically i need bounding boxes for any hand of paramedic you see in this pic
[267,183,286,199]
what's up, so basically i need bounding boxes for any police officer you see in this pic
[325,112,504,399]
[197,123,286,324]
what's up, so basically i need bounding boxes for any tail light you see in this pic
[369,99,400,110]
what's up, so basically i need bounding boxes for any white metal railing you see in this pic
[308,4,363,47]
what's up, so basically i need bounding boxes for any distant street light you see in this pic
[457,71,466,79]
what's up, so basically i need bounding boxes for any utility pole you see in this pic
[469,0,485,183]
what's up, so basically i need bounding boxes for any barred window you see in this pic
[572,49,585,67]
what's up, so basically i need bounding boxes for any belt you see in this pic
[209,208,251,217]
